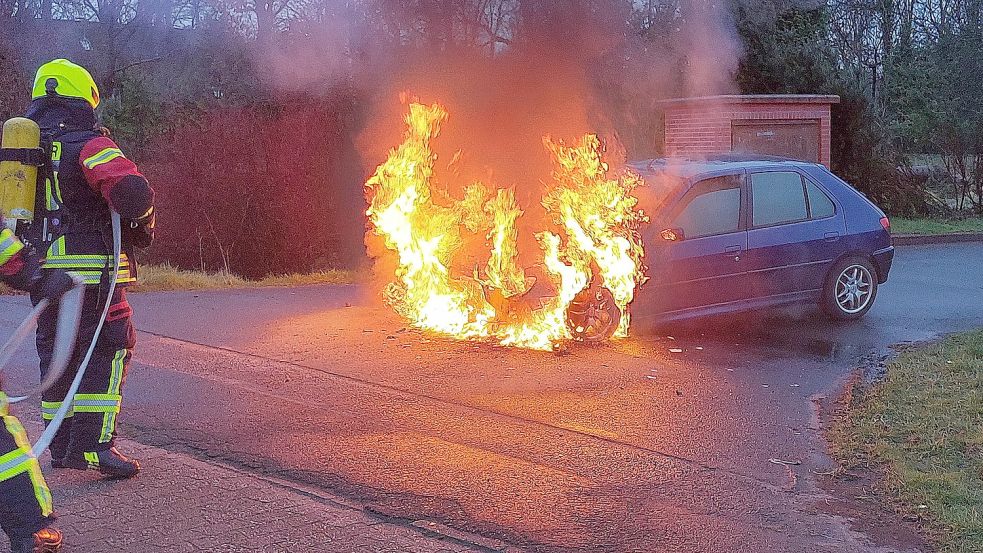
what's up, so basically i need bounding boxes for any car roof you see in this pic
[629,154,820,180]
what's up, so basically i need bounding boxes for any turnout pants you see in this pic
[33,283,135,462]
[0,404,55,549]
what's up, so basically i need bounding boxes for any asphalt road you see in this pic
[2,243,981,552]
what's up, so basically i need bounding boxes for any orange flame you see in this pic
[364,101,647,350]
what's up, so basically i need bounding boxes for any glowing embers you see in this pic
[364,101,647,350]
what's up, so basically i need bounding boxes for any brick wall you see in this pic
[662,95,838,167]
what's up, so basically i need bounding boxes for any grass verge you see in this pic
[1,263,361,295]
[892,216,983,236]
[129,264,361,292]
[829,330,983,552]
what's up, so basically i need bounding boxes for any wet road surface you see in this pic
[2,243,981,552]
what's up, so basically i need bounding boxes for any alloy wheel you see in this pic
[835,264,873,314]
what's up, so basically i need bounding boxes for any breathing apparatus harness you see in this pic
[0,116,122,456]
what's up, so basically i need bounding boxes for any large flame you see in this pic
[364,100,647,350]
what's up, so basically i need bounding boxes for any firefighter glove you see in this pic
[35,267,77,302]
[124,206,155,249]
[9,252,75,300]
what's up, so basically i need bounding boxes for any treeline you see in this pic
[0,0,980,277]
[824,0,983,213]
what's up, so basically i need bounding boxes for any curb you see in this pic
[893,232,983,246]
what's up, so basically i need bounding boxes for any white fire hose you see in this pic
[0,212,121,457]
[0,282,84,404]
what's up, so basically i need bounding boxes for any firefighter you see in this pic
[25,59,155,479]
[1,219,72,552]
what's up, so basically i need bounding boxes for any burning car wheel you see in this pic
[566,287,622,343]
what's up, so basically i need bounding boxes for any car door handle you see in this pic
[724,245,742,261]
[824,232,840,242]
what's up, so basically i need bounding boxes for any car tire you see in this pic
[820,256,878,321]
[566,286,622,343]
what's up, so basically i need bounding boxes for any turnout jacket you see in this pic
[25,97,155,286]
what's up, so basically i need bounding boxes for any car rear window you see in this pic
[806,180,835,218]
[751,172,808,226]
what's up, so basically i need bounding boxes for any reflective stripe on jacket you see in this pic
[43,235,135,285]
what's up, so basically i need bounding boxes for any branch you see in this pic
[113,56,163,74]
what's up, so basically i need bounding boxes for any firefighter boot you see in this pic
[62,448,140,479]
[8,528,62,553]
[34,528,62,553]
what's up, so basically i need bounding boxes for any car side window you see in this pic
[751,171,808,227]
[671,176,742,238]
[806,180,835,218]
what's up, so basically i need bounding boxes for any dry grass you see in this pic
[129,264,361,292]
[2,264,361,295]
[830,330,983,552]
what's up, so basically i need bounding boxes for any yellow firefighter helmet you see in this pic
[31,59,100,109]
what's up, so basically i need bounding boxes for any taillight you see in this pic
[880,216,890,231]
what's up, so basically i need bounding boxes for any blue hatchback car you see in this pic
[624,155,894,326]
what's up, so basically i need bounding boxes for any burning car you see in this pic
[364,102,892,349]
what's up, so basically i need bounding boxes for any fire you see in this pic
[364,100,647,350]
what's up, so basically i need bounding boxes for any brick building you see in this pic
[660,94,840,167]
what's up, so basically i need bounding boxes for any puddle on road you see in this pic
[797,339,868,361]
[632,311,879,364]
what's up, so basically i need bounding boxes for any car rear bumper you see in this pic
[873,246,894,283]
